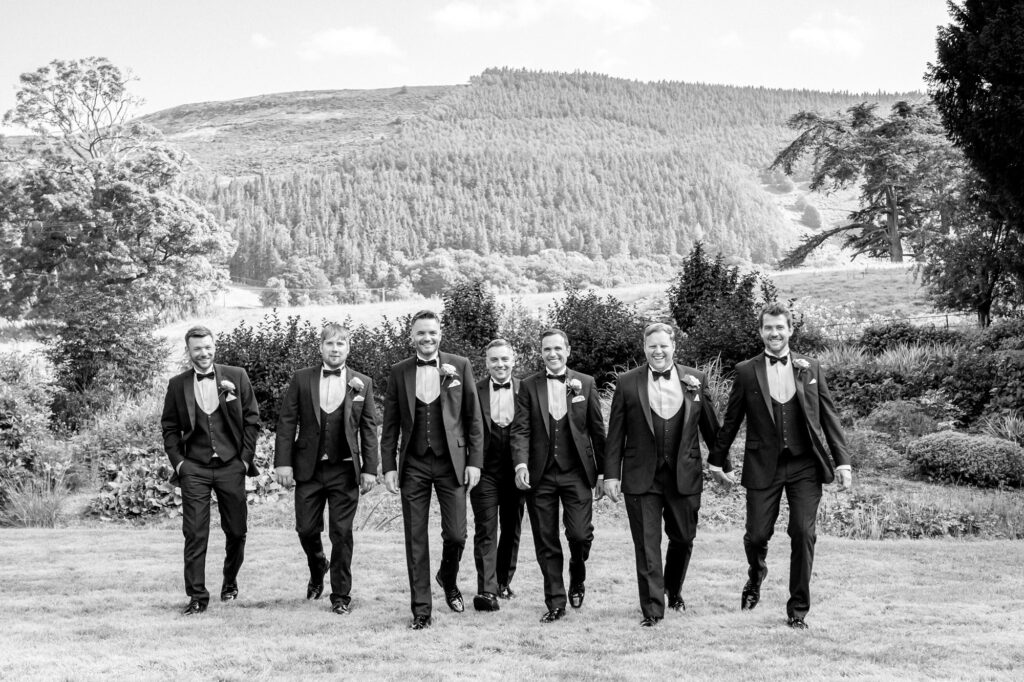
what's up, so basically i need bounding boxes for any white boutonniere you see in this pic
[567,378,583,395]
[441,363,457,378]
[348,377,364,394]
[793,358,810,373]
[219,379,237,402]
[682,374,701,402]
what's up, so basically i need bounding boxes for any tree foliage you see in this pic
[441,279,500,359]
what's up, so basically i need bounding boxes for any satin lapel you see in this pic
[184,373,196,431]
[344,380,355,437]
[676,363,693,426]
[752,354,775,423]
[792,355,808,413]
[638,366,655,436]
[536,376,550,438]
[404,360,417,421]
[215,366,242,445]
[310,370,322,426]
[479,381,493,432]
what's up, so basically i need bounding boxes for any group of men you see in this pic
[160,303,851,630]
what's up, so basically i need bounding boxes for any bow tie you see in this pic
[767,354,789,366]
[195,371,215,381]
[546,374,566,382]
[416,358,438,367]
[492,382,511,391]
[650,369,672,381]
[322,368,343,377]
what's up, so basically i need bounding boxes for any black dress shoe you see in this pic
[331,602,351,615]
[741,580,760,610]
[497,584,515,600]
[307,559,329,600]
[220,583,238,601]
[668,594,686,612]
[473,593,500,612]
[409,615,432,630]
[436,573,464,613]
[540,607,566,623]
[787,616,809,629]
[181,599,207,615]
[568,582,585,609]
[640,616,662,627]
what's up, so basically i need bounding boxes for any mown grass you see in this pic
[2,511,1023,680]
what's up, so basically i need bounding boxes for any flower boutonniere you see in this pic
[348,377,365,394]
[566,378,583,395]
[440,363,461,388]
[681,374,701,402]
[793,358,810,374]
[218,379,236,395]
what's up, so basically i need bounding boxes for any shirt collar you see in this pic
[764,349,791,359]
[416,353,439,363]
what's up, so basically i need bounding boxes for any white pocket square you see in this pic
[809,379,817,385]
[692,395,701,402]
[571,395,586,403]
[225,394,237,402]
[449,379,462,388]
[353,395,365,402]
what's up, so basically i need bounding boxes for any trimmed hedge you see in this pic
[906,431,1024,488]
[858,321,964,354]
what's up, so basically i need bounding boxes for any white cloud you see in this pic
[433,1,508,30]
[788,12,865,58]
[433,0,652,32]
[567,0,653,27]
[718,31,742,49]
[250,33,275,49]
[297,26,401,61]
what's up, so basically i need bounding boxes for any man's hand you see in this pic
[836,468,853,492]
[275,466,294,487]
[515,467,530,491]
[359,473,376,494]
[384,471,400,494]
[176,461,184,475]
[593,477,605,501]
[711,469,735,491]
[464,465,481,492]
[603,478,620,503]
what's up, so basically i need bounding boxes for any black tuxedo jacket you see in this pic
[380,352,484,481]
[273,366,379,482]
[510,369,606,487]
[476,375,521,456]
[605,363,725,496]
[161,363,261,480]
[708,352,849,489]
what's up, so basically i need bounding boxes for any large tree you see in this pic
[928,0,1024,228]
[771,101,961,266]
[0,57,233,319]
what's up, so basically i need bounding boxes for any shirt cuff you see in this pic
[515,463,527,472]
[836,465,852,472]
[708,464,724,473]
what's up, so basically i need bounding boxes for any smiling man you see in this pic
[709,303,852,630]
[160,326,260,615]
[273,323,379,615]
[603,323,723,627]
[511,328,606,623]
[380,310,484,630]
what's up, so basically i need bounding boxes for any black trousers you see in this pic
[295,458,359,605]
[743,454,821,619]
[470,470,526,594]
[400,450,466,617]
[178,456,247,605]
[624,463,700,619]
[525,461,593,611]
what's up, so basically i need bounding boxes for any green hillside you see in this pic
[152,69,920,295]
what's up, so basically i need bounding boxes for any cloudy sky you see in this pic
[2,0,952,123]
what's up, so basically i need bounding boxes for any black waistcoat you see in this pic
[318,407,351,463]
[771,397,813,456]
[547,414,578,472]
[486,420,512,473]
[188,406,238,464]
[412,398,448,457]
[651,405,686,467]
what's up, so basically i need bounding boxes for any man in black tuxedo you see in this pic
[511,328,606,623]
[381,310,484,630]
[604,323,723,627]
[274,323,379,615]
[709,302,852,629]
[470,339,526,612]
[161,325,260,615]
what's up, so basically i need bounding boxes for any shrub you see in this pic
[979,412,1024,446]
[969,318,1024,351]
[348,315,413,403]
[496,298,545,377]
[906,431,1024,487]
[858,320,964,354]
[940,349,1024,427]
[548,286,647,387]
[843,429,904,472]
[88,447,180,521]
[861,400,941,449]
[0,464,71,527]
[0,351,54,453]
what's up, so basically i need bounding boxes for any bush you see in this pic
[861,400,941,449]
[0,465,71,527]
[858,321,964,354]
[548,286,647,387]
[843,429,904,472]
[906,431,1024,487]
[0,351,54,453]
[440,279,499,377]
[940,349,1024,427]
[979,412,1024,446]
[969,318,1024,351]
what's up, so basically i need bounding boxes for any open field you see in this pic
[2,520,1022,680]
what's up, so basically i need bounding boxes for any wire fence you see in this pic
[813,312,977,340]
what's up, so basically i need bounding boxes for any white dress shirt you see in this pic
[490,380,515,427]
[546,371,568,420]
[193,369,218,415]
[320,366,346,414]
[765,352,797,403]
[415,356,441,403]
[648,366,684,420]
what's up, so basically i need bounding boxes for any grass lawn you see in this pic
[2,516,1022,680]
